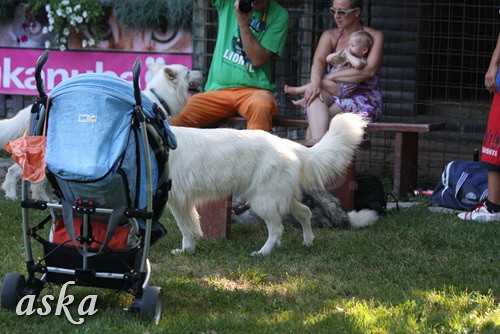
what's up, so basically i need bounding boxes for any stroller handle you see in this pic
[133,58,142,106]
[35,50,50,97]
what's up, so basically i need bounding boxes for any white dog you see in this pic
[0,62,204,201]
[168,113,373,255]
[1,62,376,256]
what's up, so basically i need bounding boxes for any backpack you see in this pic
[353,171,387,214]
[431,161,488,210]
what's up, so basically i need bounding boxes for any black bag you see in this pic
[431,161,488,210]
[354,171,387,214]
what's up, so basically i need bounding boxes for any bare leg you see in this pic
[284,84,307,96]
[328,103,343,118]
[487,170,500,204]
[306,91,333,140]
[291,97,307,107]
[321,78,341,97]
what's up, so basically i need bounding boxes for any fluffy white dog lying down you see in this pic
[1,62,376,256]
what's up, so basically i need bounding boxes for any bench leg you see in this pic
[197,196,232,239]
[393,132,418,199]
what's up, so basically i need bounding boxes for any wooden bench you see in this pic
[197,115,444,239]
[217,115,445,199]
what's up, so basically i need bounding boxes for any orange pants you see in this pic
[171,87,277,131]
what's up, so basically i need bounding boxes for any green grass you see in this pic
[0,149,11,158]
[0,196,498,333]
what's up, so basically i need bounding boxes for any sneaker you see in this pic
[457,202,500,222]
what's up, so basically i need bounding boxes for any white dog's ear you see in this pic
[164,67,177,81]
[147,62,163,75]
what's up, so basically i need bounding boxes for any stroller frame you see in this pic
[1,51,165,322]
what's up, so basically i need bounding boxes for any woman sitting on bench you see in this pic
[300,0,384,140]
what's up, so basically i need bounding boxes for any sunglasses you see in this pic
[329,8,357,16]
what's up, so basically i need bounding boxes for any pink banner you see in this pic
[0,48,192,95]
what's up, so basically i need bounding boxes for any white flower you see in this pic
[88,38,95,46]
[60,37,67,44]
[76,16,83,24]
[66,7,72,15]
[63,28,70,36]
[82,11,88,18]
[56,8,63,16]
[49,17,54,25]
[62,0,70,5]
[48,25,53,32]
[42,26,48,34]
[74,4,81,11]
[45,4,51,12]
[59,44,66,52]
[82,39,87,48]
[45,40,51,48]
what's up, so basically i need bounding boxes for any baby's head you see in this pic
[348,30,374,58]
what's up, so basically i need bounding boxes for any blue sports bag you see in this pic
[431,161,488,210]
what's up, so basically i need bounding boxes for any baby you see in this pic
[284,30,374,106]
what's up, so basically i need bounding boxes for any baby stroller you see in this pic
[0,51,176,322]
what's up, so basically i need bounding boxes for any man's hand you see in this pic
[234,0,252,27]
[233,0,272,68]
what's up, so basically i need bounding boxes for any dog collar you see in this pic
[149,88,172,117]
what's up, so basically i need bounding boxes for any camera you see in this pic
[239,0,255,13]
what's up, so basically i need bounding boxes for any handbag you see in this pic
[431,161,488,210]
[4,96,49,183]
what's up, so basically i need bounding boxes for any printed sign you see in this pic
[0,48,192,95]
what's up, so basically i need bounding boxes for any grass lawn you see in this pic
[0,195,498,333]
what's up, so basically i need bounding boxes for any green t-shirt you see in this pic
[205,0,289,93]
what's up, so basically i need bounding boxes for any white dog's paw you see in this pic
[1,183,17,200]
[250,248,273,256]
[170,247,195,255]
[3,192,17,200]
[250,250,266,256]
[303,239,314,247]
[303,234,315,246]
[171,248,185,255]
[31,184,50,202]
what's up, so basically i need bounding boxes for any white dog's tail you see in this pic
[0,106,31,148]
[347,209,379,228]
[300,113,367,190]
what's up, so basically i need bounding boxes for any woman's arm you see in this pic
[485,33,500,93]
[304,29,338,104]
[326,28,384,83]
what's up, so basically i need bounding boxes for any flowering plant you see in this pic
[20,0,105,51]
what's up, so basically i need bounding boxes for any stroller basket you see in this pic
[43,242,141,290]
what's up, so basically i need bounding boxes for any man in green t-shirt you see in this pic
[172,0,289,131]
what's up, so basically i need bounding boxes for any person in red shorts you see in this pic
[458,32,500,221]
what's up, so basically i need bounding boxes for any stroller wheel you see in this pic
[140,286,163,323]
[1,272,26,309]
